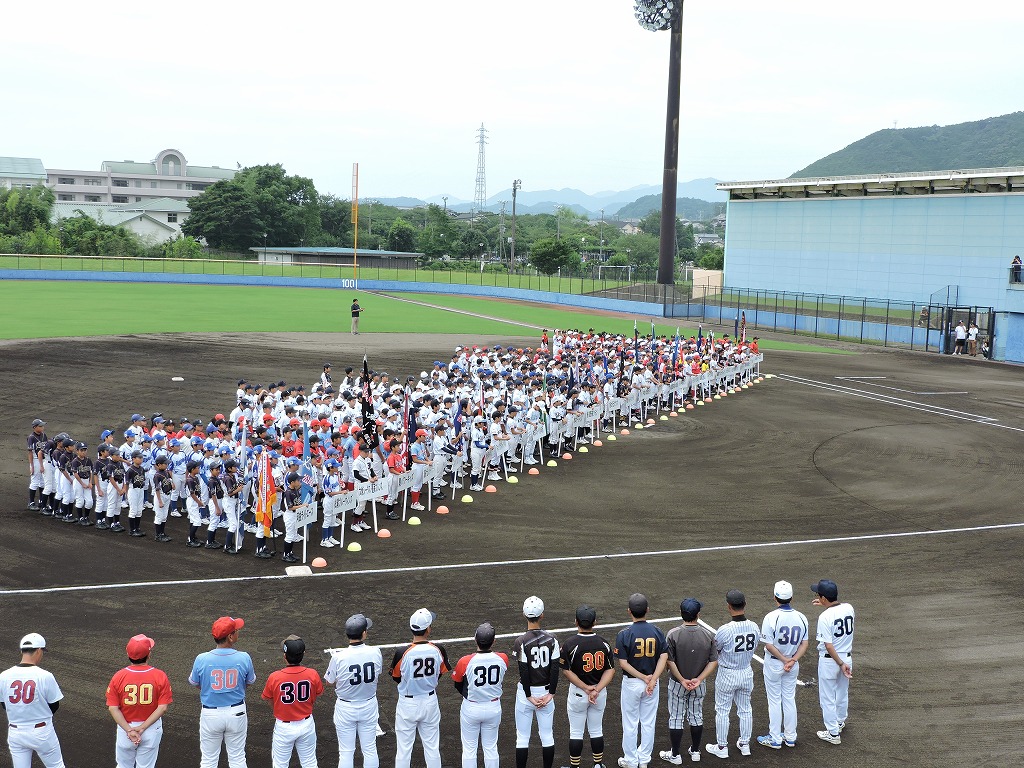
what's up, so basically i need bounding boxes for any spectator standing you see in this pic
[968,322,980,356]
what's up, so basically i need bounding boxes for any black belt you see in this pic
[822,652,852,658]
[202,701,244,709]
[402,690,436,698]
[9,722,46,729]
[279,714,312,723]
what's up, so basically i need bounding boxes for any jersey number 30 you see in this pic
[280,681,312,704]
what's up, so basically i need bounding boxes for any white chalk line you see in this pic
[1,521,1022,597]
[832,375,969,397]
[366,291,542,330]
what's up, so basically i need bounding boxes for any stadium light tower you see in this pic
[635,0,683,287]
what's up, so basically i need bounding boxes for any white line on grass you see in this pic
[367,292,542,330]
[1,521,1022,597]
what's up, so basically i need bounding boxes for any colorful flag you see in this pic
[254,453,276,537]
[362,354,379,450]
[697,324,704,353]
[671,328,680,373]
[740,311,747,344]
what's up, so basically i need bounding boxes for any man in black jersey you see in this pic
[560,605,615,768]
[513,596,559,768]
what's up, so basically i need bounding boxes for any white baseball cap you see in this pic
[410,608,436,632]
[20,633,46,651]
[523,596,545,619]
[774,580,794,601]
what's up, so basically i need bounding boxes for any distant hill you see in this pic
[791,112,1024,178]
[615,194,724,221]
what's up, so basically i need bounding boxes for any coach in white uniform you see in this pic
[452,623,508,768]
[324,614,382,768]
[756,581,809,750]
[811,579,854,745]
[706,590,759,759]
[0,633,65,768]
[390,609,450,768]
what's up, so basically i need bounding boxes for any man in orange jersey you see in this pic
[262,635,324,768]
[105,634,173,768]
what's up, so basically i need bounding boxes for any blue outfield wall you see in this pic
[0,270,665,318]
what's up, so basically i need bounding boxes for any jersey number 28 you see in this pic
[733,633,757,652]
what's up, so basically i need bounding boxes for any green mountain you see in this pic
[791,112,1024,178]
[615,194,724,221]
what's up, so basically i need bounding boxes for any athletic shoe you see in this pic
[254,549,272,559]
[40,507,53,517]
[320,540,336,548]
[410,503,425,511]
[450,481,463,488]
[357,521,371,531]
[783,739,796,748]
[204,541,221,549]
[816,731,840,745]
[170,510,182,517]
[120,502,128,509]
[505,466,517,473]
[617,759,637,768]
[328,537,341,545]
[144,501,153,509]
[704,745,728,759]
[219,520,229,529]
[109,523,126,533]
[223,546,238,555]
[350,524,362,533]
[244,523,258,534]
[282,553,299,563]
[756,736,782,750]
[687,748,701,762]
[78,518,93,527]
[577,438,589,445]
[186,540,203,548]
[838,720,846,733]
[63,514,78,523]
[96,520,110,530]
[659,751,682,765]
[470,484,483,492]
[736,740,751,756]
[431,491,445,499]
[27,502,39,511]
[129,530,146,538]
[487,472,502,481]
[155,534,173,543]
[270,530,281,537]
[523,458,538,465]
[376,723,386,737]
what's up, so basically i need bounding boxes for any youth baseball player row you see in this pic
[2,581,853,768]
[22,329,763,556]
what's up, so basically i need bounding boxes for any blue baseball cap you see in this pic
[810,579,839,601]
[206,425,217,433]
[285,457,301,466]
[141,435,154,443]
[203,441,216,451]
[168,438,180,447]
[131,414,144,422]
[190,436,204,445]
[100,429,113,439]
[679,598,702,619]
[325,459,339,469]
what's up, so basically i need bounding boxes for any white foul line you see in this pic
[1,521,1022,597]
[833,376,969,396]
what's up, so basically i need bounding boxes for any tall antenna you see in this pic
[474,123,488,214]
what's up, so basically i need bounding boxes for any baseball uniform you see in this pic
[452,649,508,768]
[709,616,759,755]
[760,603,808,746]
[0,636,65,768]
[189,628,256,768]
[390,638,450,768]
[106,660,173,768]
[664,621,717,761]
[325,638,383,768]
[816,599,855,739]
[512,627,560,756]
[559,628,614,767]
[615,621,667,768]
[262,664,324,768]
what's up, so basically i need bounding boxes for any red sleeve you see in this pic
[262,673,276,701]
[156,670,173,705]
[451,654,471,683]
[105,672,122,707]
[310,669,324,698]
[496,652,509,667]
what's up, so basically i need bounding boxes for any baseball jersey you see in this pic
[105,664,173,722]
[262,665,324,721]
[714,617,760,670]
[760,606,809,659]
[665,624,718,680]
[325,642,383,701]
[126,464,147,489]
[452,651,509,702]
[189,648,255,707]
[27,432,46,457]
[559,632,613,686]
[0,664,63,725]
[816,603,855,655]
[513,629,560,694]
[282,486,301,512]
[615,621,668,677]
[390,641,450,697]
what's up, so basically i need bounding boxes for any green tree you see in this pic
[696,243,724,270]
[164,235,205,259]
[0,185,55,236]
[529,237,580,275]
[182,182,261,250]
[317,195,352,245]
[386,217,417,252]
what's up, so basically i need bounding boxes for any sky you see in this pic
[7,0,1024,201]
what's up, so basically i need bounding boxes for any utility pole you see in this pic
[600,209,605,261]
[474,124,488,216]
[511,179,521,273]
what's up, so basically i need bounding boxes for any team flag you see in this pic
[254,453,276,537]
[672,328,680,372]
[362,354,379,450]
[697,324,704,353]
[633,320,639,353]
[740,311,747,344]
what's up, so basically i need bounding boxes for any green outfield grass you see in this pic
[0,281,852,354]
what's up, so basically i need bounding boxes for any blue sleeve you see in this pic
[615,629,629,660]
[243,654,256,685]
[189,656,202,686]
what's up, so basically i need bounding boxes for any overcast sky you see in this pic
[8,0,1023,200]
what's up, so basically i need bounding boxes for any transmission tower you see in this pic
[474,123,488,215]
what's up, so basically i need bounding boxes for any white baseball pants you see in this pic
[7,720,65,768]
[271,716,316,768]
[712,666,753,747]
[619,676,659,767]
[198,704,247,768]
[460,699,501,768]
[394,694,441,768]
[818,654,852,735]
[566,683,606,739]
[514,686,554,748]
[115,719,163,768]
[763,657,799,743]
[334,697,379,768]
[127,487,145,518]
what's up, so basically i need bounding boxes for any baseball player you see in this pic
[151,455,173,542]
[262,635,324,768]
[408,429,431,511]
[320,459,344,547]
[69,442,95,525]
[614,593,667,768]
[324,614,382,768]
[184,461,207,547]
[810,579,854,745]
[219,459,244,553]
[280,472,304,563]
[188,616,256,768]
[26,419,47,511]
[705,590,759,759]
[452,623,508,768]
[512,596,560,768]
[0,633,65,768]
[390,608,450,768]
[125,451,148,537]
[756,581,808,750]
[559,605,615,768]
[105,634,172,768]
[660,598,718,764]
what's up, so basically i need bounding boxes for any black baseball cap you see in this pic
[680,598,702,620]
[475,623,496,648]
[345,614,373,639]
[282,635,305,656]
[628,593,649,616]
[810,579,839,601]
[575,605,597,626]
[726,589,746,607]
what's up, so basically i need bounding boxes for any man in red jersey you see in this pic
[105,634,172,768]
[262,635,324,768]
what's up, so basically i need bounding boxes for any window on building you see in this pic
[150,181,158,188]
[58,194,75,201]
[112,195,128,203]
[176,183,183,190]
[167,213,178,223]
[112,179,129,187]
[85,195,101,202]
[84,178,102,186]
[135,180,142,187]
[186,183,209,191]
[136,197,142,202]
[57,177,76,185]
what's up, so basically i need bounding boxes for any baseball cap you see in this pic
[100,429,113,439]
[523,596,545,619]
[628,593,649,616]
[810,579,839,601]
[31,418,46,427]
[131,414,144,422]
[212,616,244,640]
[410,608,436,632]
[575,605,597,626]
[726,589,746,607]
[475,622,496,648]
[774,580,794,601]
[19,633,46,651]
[126,634,155,659]
[680,598,702,620]
[282,634,305,656]
[345,613,373,638]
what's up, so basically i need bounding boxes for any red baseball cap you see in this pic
[212,616,244,640]
[126,634,155,659]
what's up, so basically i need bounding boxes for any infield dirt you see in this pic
[1,331,1021,767]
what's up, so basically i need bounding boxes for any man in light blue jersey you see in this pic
[756,581,809,750]
[189,616,256,768]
